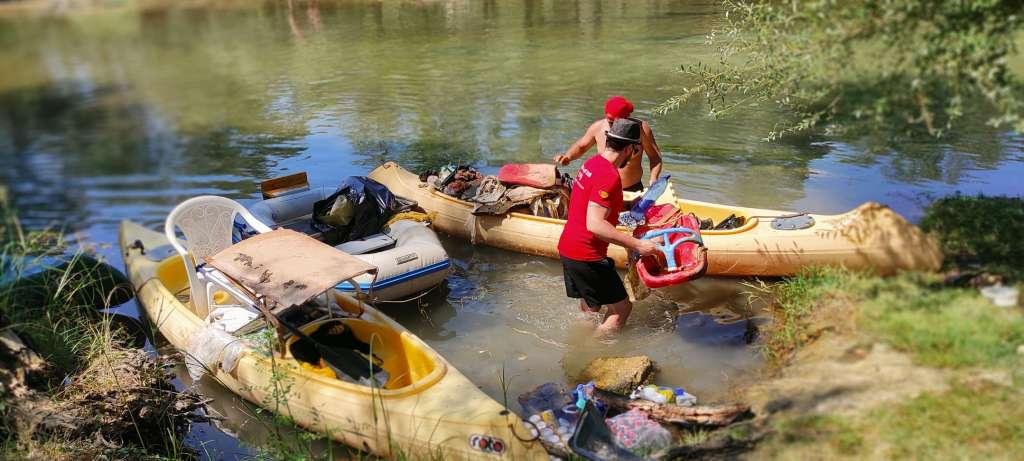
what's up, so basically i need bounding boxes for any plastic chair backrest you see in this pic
[165,196,272,315]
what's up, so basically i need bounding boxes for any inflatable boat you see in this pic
[248,186,451,302]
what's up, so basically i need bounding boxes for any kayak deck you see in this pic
[368,162,942,276]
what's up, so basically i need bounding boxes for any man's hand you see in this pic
[634,238,660,257]
[552,153,572,166]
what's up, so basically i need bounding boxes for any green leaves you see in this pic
[660,0,1024,141]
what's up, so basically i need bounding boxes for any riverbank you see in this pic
[743,268,1023,458]
[732,196,1024,459]
[0,188,203,460]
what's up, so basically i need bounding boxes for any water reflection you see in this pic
[0,0,1021,456]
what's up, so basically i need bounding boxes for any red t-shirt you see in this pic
[557,155,623,261]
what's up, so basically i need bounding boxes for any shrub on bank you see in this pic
[920,194,1024,280]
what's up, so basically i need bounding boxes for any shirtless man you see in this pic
[553,96,663,192]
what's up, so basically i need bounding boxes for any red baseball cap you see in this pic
[605,96,634,119]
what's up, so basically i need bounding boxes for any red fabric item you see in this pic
[558,156,623,261]
[497,163,557,188]
[604,96,634,120]
[633,205,707,288]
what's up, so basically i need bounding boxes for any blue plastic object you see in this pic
[640,227,703,272]
[628,174,671,221]
[574,383,590,411]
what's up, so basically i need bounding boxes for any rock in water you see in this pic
[577,355,656,395]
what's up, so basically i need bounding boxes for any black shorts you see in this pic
[623,180,644,193]
[561,256,628,309]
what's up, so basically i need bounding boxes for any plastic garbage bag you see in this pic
[207,306,259,333]
[312,176,415,243]
[518,382,571,416]
[606,409,671,454]
[185,325,246,380]
[570,401,643,461]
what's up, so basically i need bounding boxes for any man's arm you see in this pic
[640,121,663,183]
[586,202,658,255]
[553,121,600,165]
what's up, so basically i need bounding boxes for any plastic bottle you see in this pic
[673,387,698,407]
[628,175,671,221]
[630,384,668,404]
[558,404,580,426]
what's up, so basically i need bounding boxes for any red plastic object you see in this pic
[633,205,707,288]
[497,163,557,188]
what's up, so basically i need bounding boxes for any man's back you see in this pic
[584,118,653,189]
[554,96,663,190]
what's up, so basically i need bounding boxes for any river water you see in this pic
[1,0,1021,458]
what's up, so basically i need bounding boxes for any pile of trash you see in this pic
[420,163,572,219]
[518,355,753,460]
[519,381,696,459]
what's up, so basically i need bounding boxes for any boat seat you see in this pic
[335,233,395,255]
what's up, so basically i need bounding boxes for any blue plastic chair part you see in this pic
[640,227,703,272]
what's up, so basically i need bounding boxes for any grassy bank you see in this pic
[0,188,201,460]
[751,195,1024,459]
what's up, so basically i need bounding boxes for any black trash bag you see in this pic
[311,176,415,244]
[570,400,644,461]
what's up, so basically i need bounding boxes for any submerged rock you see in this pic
[577,355,657,396]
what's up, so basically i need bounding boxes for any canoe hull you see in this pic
[369,162,942,276]
[119,220,546,460]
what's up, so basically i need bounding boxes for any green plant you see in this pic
[763,267,860,364]
[920,194,1024,279]
[658,0,1024,141]
[861,275,1024,368]
[873,381,1024,458]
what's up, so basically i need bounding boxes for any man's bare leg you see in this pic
[595,298,632,336]
[580,299,600,313]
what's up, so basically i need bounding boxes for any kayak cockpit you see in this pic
[153,253,443,394]
[284,318,439,390]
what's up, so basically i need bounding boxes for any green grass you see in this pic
[766,267,1024,369]
[860,276,1024,368]
[873,382,1024,459]
[762,382,1024,459]
[762,266,860,365]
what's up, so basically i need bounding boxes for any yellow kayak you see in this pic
[369,162,942,276]
[119,220,547,460]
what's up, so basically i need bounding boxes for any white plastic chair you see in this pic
[165,195,272,318]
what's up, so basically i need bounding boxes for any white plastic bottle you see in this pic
[673,387,697,406]
[630,385,668,404]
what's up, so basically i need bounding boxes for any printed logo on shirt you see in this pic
[598,190,609,199]
[580,166,593,178]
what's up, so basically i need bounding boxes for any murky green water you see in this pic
[1,0,1021,458]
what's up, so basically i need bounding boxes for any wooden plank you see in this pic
[594,389,751,427]
[260,172,309,199]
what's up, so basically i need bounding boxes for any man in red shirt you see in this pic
[552,96,663,193]
[558,118,659,336]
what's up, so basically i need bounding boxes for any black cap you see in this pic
[606,118,641,144]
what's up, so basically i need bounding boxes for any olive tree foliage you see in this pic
[657,0,1024,140]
